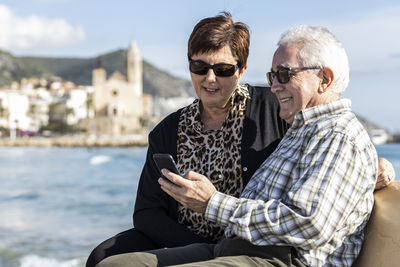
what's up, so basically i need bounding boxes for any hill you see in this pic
[0,49,195,98]
[0,49,392,137]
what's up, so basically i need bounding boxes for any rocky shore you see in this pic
[0,134,148,147]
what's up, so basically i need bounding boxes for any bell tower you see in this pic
[127,40,143,96]
[92,57,106,86]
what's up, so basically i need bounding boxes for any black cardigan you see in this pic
[133,85,289,247]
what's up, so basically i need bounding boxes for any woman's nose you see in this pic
[205,69,216,82]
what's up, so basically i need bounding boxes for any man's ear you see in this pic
[318,67,334,93]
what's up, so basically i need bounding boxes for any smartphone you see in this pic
[152,153,180,176]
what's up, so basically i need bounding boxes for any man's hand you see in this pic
[375,157,396,190]
[158,169,217,213]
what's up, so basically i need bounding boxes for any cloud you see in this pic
[328,5,400,72]
[0,4,86,52]
[248,4,400,79]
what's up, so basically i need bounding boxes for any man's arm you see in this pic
[159,129,383,248]
[205,131,377,249]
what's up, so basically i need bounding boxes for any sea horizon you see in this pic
[0,144,399,267]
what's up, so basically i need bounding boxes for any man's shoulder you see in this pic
[309,110,373,149]
[328,111,366,139]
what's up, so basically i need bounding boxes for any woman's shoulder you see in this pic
[147,108,183,151]
[245,84,280,107]
[150,109,182,136]
[246,84,275,99]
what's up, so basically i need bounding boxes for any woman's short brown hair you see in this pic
[188,12,250,69]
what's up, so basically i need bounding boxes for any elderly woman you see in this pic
[86,13,394,267]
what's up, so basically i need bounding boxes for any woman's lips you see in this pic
[203,87,218,93]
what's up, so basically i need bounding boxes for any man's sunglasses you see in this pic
[189,59,239,77]
[266,66,321,86]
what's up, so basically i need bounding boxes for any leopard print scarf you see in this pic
[176,84,249,242]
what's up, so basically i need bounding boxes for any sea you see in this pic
[0,144,399,267]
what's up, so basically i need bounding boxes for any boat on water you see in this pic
[369,129,389,145]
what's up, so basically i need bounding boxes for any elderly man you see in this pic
[98,26,378,267]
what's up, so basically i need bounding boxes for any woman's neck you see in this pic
[200,104,230,131]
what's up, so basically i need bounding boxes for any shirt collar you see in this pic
[185,84,249,133]
[290,99,352,130]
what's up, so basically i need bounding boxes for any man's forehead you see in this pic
[272,46,300,69]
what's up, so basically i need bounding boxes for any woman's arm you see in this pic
[133,113,212,247]
[375,157,396,190]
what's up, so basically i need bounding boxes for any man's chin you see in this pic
[280,112,294,124]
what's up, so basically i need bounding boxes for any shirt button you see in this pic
[243,167,248,172]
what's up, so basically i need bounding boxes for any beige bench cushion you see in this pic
[352,181,400,267]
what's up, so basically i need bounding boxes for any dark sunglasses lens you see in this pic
[189,61,209,75]
[214,64,237,77]
[267,72,274,85]
[190,60,237,77]
[277,69,290,84]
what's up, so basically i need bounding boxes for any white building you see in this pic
[66,88,89,125]
[28,96,49,132]
[0,90,30,132]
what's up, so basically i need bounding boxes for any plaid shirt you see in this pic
[205,99,378,267]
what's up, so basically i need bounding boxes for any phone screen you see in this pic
[152,153,180,175]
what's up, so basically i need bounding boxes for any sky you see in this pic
[0,0,399,132]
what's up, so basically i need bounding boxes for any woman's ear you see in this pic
[318,67,334,93]
[239,64,248,75]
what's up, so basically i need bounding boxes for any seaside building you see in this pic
[60,87,89,125]
[0,89,30,137]
[27,94,50,133]
[84,41,152,135]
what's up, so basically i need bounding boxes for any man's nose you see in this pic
[270,80,282,93]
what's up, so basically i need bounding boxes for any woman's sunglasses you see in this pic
[266,66,321,86]
[189,59,239,77]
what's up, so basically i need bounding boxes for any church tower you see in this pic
[88,41,151,135]
[92,68,106,86]
[92,57,106,86]
[127,40,143,96]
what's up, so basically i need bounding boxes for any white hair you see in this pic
[278,25,349,95]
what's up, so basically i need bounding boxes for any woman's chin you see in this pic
[200,94,221,105]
